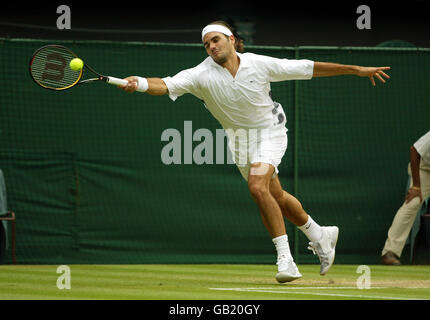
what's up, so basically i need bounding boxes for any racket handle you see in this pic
[106,76,129,86]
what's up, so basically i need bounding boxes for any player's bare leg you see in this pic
[247,163,285,238]
[269,176,308,226]
[269,175,339,276]
[247,162,301,282]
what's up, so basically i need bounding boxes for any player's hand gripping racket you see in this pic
[29,44,128,90]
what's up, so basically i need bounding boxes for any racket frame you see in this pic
[29,44,128,90]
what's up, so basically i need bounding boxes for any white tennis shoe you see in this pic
[275,255,302,283]
[307,226,339,275]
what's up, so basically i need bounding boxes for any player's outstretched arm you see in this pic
[313,62,390,86]
[120,76,168,95]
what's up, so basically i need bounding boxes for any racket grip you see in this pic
[106,76,129,86]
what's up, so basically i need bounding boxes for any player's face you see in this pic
[203,32,235,65]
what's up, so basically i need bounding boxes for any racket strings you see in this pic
[30,46,82,90]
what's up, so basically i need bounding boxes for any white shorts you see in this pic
[227,125,288,181]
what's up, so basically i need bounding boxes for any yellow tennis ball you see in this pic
[69,58,84,71]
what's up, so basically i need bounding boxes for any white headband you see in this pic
[201,24,233,41]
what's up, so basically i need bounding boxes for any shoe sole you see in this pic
[320,226,339,276]
[276,272,302,283]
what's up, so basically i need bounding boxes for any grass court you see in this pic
[1,264,429,300]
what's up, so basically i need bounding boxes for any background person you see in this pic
[381,130,430,265]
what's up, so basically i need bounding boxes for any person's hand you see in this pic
[357,66,390,86]
[119,76,138,93]
[405,187,423,204]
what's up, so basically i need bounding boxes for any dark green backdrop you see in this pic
[0,38,429,264]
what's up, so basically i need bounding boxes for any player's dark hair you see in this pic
[208,20,245,53]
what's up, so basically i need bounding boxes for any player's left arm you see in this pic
[313,61,390,86]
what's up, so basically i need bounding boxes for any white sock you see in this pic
[298,215,323,242]
[272,234,293,261]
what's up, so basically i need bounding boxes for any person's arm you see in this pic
[120,76,168,95]
[313,61,391,86]
[405,146,423,203]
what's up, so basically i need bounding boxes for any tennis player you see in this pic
[120,21,390,282]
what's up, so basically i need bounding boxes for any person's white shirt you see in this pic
[162,52,314,130]
[414,130,430,165]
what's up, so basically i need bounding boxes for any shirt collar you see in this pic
[236,52,249,67]
[207,51,249,70]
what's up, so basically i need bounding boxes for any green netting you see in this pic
[0,38,429,264]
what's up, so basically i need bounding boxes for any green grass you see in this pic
[0,264,429,300]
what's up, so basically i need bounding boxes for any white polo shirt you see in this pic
[414,130,430,165]
[162,52,314,130]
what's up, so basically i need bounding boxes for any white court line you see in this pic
[209,287,425,300]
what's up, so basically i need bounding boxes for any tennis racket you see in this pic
[29,44,128,90]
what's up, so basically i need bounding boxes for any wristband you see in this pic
[136,76,149,92]
[411,186,421,190]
